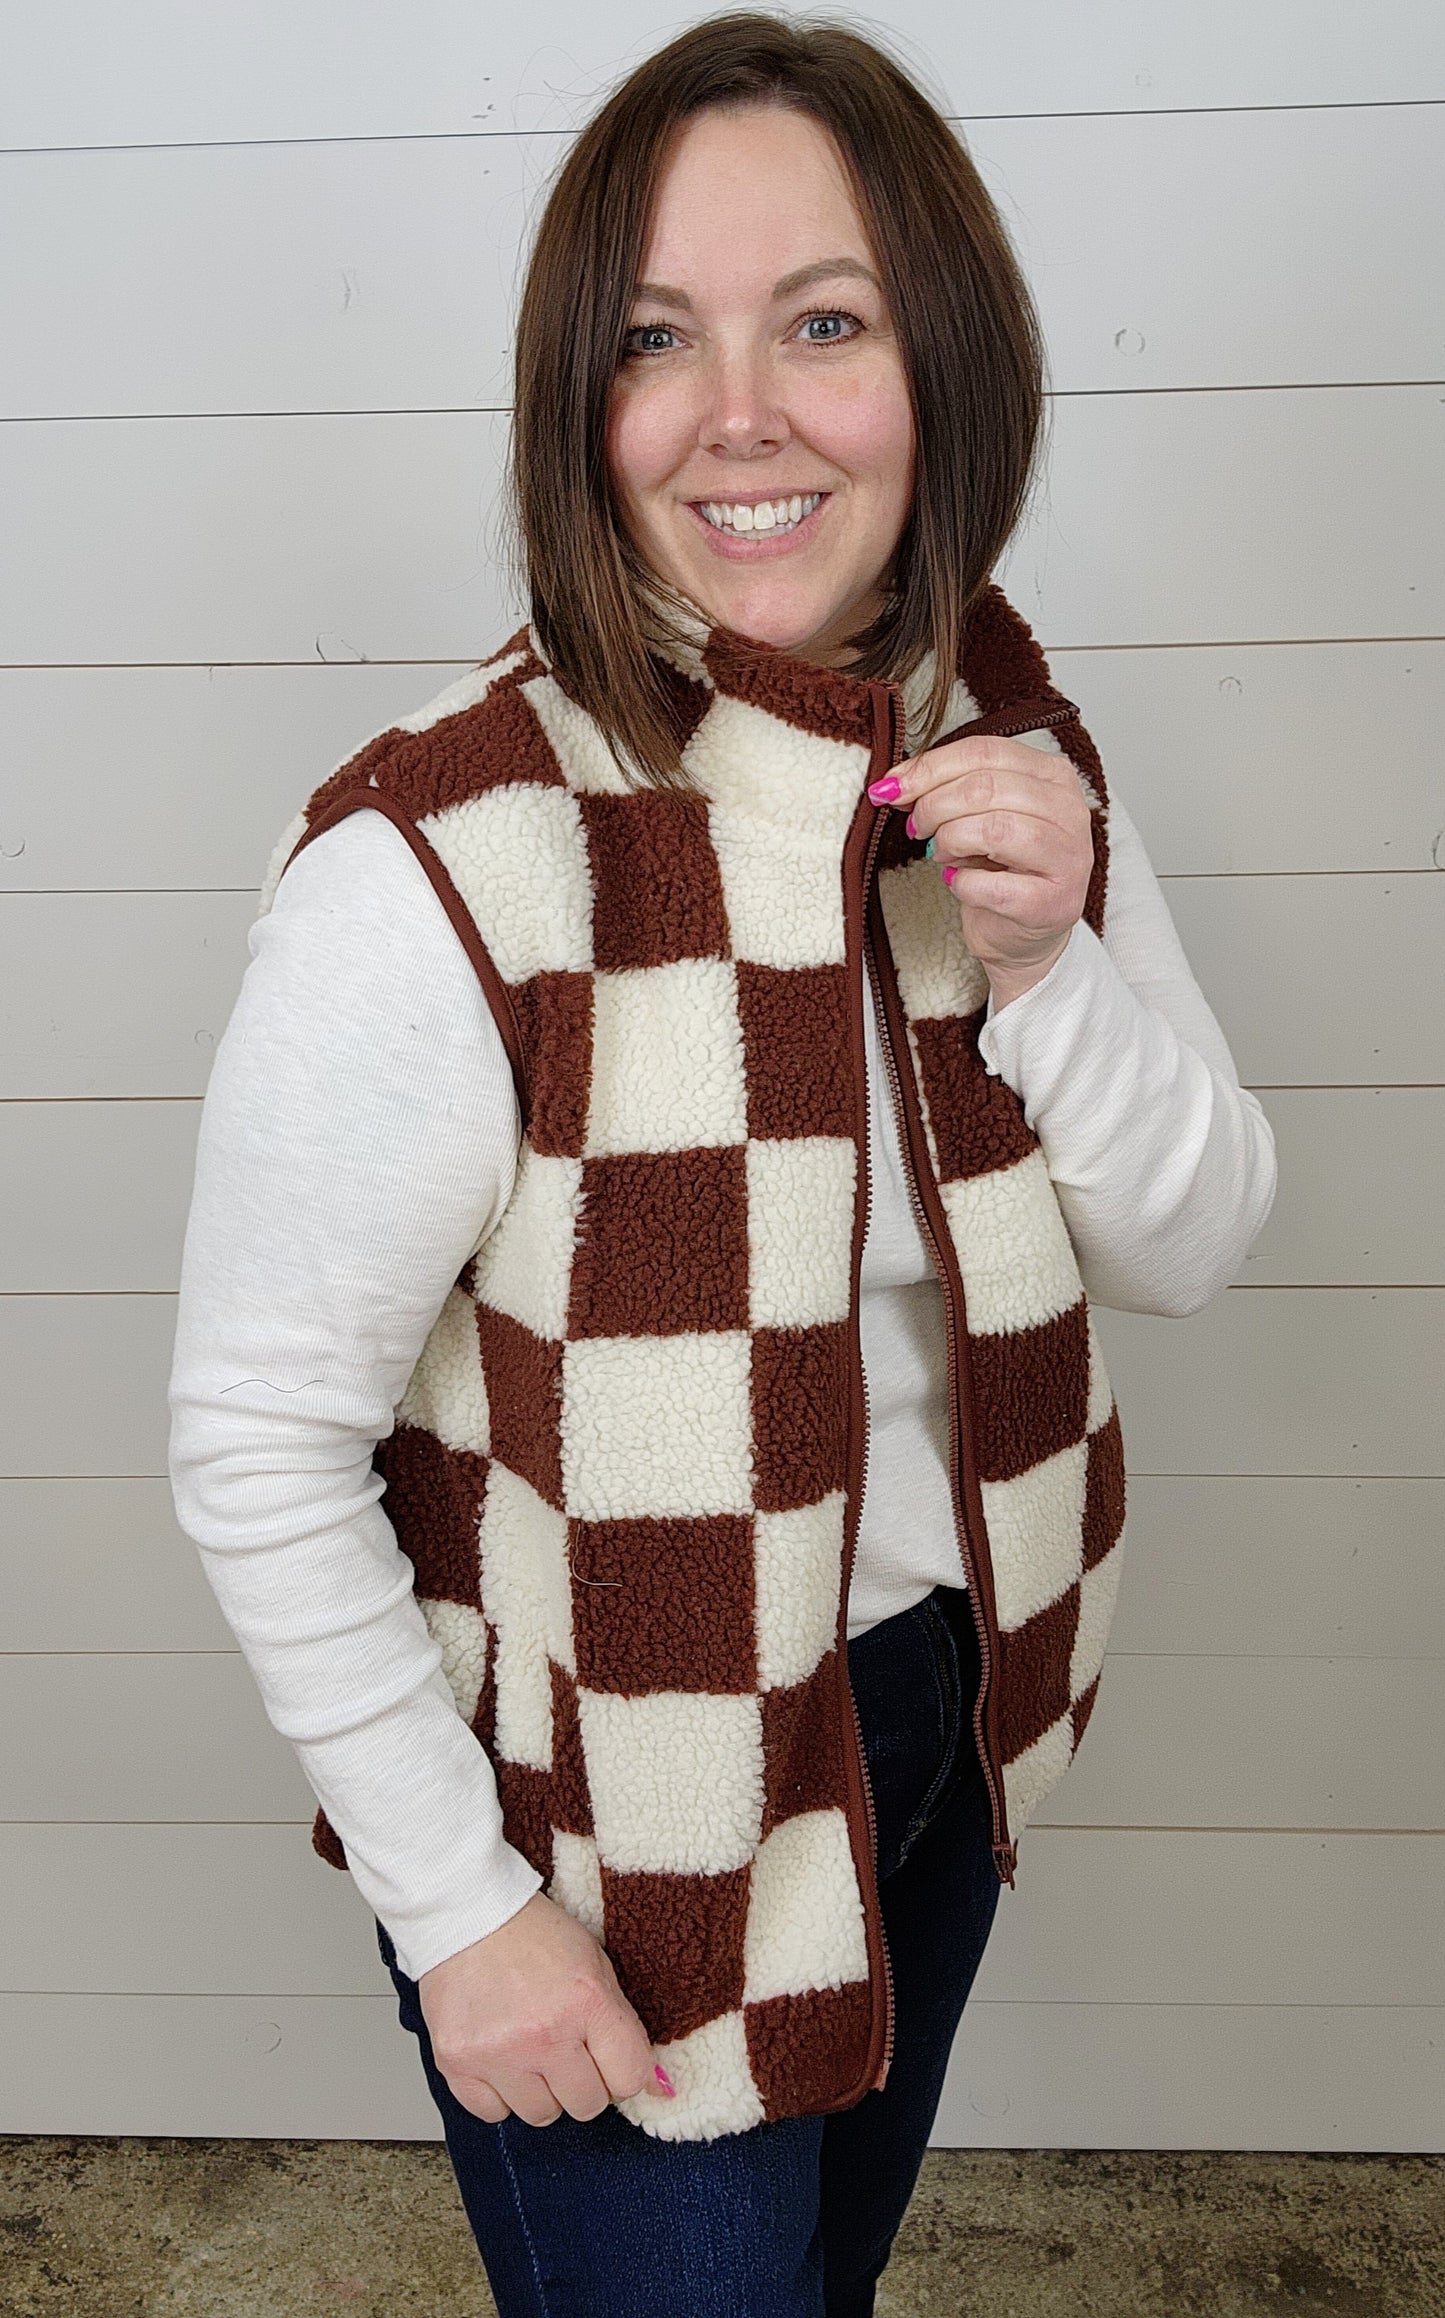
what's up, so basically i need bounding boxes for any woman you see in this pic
[168,12,1277,2312]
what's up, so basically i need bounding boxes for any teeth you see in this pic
[700,492,823,537]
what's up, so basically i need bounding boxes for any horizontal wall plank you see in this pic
[4,389,1441,667]
[1094,1291,1444,1478]
[4,873,1437,1102]
[0,663,469,892]
[1035,1653,1443,1829]
[0,891,261,1098]
[0,1653,314,1820]
[4,1645,1437,1830]
[1,1480,232,1650]
[5,1285,1440,1482]
[975,1831,1445,2007]
[994,385,1445,650]
[7,1089,1440,1294]
[937,2001,1444,2150]
[1,1101,201,1289]
[3,1823,1438,2008]
[1159,873,1444,1087]
[7,104,1441,417]
[1109,1477,1445,1659]
[5,644,1444,892]
[0,1295,180,1475]
[8,1474,1441,1662]
[0,410,514,668]
[1049,640,1445,879]
[5,3,1443,147]
[1243,1092,1445,1285]
[0,1991,439,2139]
[0,1986,1435,2145]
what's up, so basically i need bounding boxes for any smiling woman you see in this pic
[166,9,1277,2316]
[510,14,1046,787]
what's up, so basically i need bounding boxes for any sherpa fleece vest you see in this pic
[258,581,1127,2144]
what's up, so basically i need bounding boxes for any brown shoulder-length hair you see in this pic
[507,9,1047,790]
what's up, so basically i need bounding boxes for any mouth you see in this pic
[685,490,830,556]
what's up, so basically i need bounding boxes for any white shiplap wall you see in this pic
[2,2,1442,2147]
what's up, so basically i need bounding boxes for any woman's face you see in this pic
[606,103,916,669]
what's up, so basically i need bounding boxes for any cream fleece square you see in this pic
[577,1688,765,1874]
[423,784,594,981]
[614,2009,764,2142]
[684,693,867,842]
[938,1149,1085,1337]
[1001,1709,1077,1837]
[585,957,749,1157]
[753,1493,846,1691]
[980,1439,1088,1634]
[396,1283,489,1451]
[710,811,847,970]
[522,671,638,796]
[876,855,989,1021]
[747,1138,856,1329]
[471,1147,582,1341]
[742,1808,869,2002]
[479,1463,573,1767]
[1072,1536,1126,1700]
[418,1599,489,1726]
[547,1829,606,1940]
[560,1329,754,1521]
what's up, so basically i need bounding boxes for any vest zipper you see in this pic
[857,683,1067,1894]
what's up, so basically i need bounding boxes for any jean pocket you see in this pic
[899,1593,964,1861]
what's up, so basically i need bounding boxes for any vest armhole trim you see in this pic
[279,787,532,1134]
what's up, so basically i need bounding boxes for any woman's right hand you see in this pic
[416,1889,675,2125]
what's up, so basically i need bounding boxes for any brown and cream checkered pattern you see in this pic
[257,582,1127,2142]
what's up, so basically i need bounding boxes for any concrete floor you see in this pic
[0,2137,1440,2316]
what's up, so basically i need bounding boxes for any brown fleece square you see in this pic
[751,1323,849,1512]
[599,1862,751,2043]
[510,971,593,1159]
[996,1581,1081,1761]
[736,961,852,1140]
[474,1304,565,1509]
[581,792,732,970]
[567,1147,750,1339]
[547,1660,595,1837]
[968,1302,1091,1484]
[567,1513,757,1694]
[747,1976,875,2118]
[370,1425,487,1607]
[759,1648,850,1833]
[1082,1404,1127,1572]
[495,1758,556,1883]
[912,1012,1038,1182]
[703,629,876,748]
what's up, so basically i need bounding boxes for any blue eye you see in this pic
[799,308,863,343]
[621,322,680,358]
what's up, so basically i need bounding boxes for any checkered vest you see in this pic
[258,581,1127,2142]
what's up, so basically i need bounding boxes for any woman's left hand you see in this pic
[869,735,1096,1009]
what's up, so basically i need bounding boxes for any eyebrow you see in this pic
[631,257,881,310]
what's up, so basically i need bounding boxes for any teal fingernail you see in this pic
[923,836,935,859]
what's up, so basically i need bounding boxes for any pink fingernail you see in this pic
[654,2064,676,2095]
[942,864,957,886]
[904,813,917,837]
[867,774,902,802]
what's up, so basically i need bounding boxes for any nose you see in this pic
[696,342,790,461]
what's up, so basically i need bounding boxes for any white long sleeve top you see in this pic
[167,780,1276,1979]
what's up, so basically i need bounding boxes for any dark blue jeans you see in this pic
[375,1581,1001,2316]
